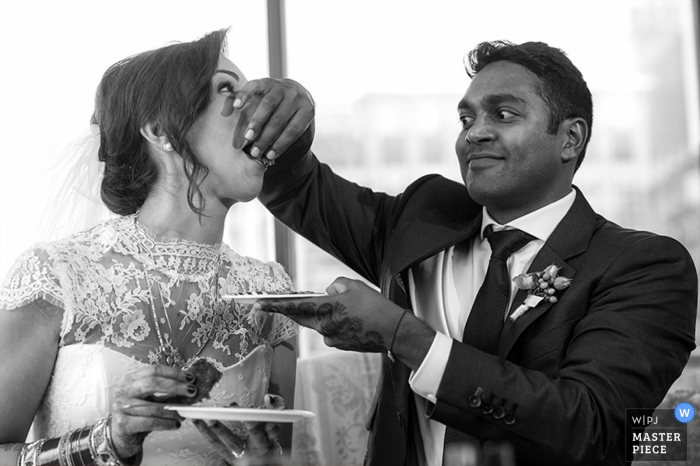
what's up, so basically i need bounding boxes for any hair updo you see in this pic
[91,28,229,215]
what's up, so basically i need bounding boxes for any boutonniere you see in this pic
[510,264,572,322]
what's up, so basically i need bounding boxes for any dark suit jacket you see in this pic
[260,150,697,465]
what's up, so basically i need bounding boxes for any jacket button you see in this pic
[492,406,505,419]
[503,413,516,425]
[468,395,482,408]
[480,402,493,415]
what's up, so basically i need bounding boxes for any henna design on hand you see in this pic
[273,300,387,352]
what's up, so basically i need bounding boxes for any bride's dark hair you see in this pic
[92,28,229,216]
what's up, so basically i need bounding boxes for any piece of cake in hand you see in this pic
[163,359,222,405]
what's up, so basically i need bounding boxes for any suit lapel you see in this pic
[497,187,596,357]
[384,186,598,359]
[385,213,483,279]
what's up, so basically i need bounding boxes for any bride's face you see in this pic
[186,55,267,207]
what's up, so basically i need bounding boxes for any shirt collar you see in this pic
[480,189,576,242]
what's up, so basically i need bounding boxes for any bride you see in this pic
[0,28,314,465]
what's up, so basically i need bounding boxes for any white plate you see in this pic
[164,407,315,423]
[222,293,328,304]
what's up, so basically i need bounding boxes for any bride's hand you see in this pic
[110,365,196,460]
[194,394,286,465]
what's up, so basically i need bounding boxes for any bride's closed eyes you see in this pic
[213,76,241,116]
[214,68,241,97]
[217,79,238,96]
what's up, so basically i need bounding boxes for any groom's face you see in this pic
[455,60,570,223]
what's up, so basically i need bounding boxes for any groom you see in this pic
[255,41,697,465]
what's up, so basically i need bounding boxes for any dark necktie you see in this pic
[442,226,534,465]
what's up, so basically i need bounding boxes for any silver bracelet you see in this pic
[17,417,141,466]
[57,431,74,466]
[62,426,92,466]
[17,423,116,466]
[17,429,89,466]
[89,416,141,466]
[17,439,45,466]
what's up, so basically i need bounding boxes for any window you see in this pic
[284,0,700,356]
[0,1,275,278]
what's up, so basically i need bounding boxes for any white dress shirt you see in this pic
[406,190,576,466]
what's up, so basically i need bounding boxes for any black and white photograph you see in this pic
[1,1,698,465]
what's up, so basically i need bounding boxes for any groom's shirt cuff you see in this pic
[408,332,453,403]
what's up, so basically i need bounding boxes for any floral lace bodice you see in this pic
[0,215,299,465]
[0,214,298,370]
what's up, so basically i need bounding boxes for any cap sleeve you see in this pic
[0,246,65,312]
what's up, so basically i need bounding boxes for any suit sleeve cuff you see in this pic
[408,332,454,403]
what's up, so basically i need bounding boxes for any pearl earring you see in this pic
[163,142,173,152]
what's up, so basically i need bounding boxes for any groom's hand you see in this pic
[256,278,437,370]
[232,78,314,161]
[255,278,407,353]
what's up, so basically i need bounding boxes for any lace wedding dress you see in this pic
[0,214,299,465]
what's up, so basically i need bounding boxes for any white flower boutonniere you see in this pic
[510,264,572,322]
